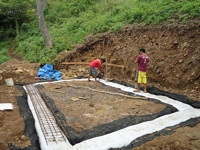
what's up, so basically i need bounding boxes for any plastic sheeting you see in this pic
[37,64,62,80]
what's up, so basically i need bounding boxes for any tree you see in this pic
[0,0,31,40]
[42,0,48,9]
[36,0,53,48]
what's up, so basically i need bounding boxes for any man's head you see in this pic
[139,48,146,54]
[100,58,106,63]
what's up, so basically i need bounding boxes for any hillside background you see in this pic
[0,0,200,64]
[0,1,200,149]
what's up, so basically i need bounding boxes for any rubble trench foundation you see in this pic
[13,79,200,150]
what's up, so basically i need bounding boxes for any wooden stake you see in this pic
[105,39,108,81]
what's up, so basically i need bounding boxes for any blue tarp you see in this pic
[37,64,63,80]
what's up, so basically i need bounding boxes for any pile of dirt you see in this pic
[0,60,40,84]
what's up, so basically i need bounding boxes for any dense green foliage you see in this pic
[0,0,200,64]
[0,0,35,40]
[0,42,11,63]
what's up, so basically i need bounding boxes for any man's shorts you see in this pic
[88,67,98,77]
[138,71,147,84]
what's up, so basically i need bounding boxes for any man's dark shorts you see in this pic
[88,67,98,77]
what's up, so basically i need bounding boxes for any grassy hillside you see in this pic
[1,0,200,64]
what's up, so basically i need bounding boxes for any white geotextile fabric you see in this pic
[23,86,73,150]
[29,79,200,150]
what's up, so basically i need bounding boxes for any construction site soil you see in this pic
[0,22,200,150]
[39,81,166,132]
[36,81,178,145]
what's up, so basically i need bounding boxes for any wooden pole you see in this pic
[61,62,125,68]
[105,39,108,81]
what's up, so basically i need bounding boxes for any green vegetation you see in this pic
[0,0,200,64]
[0,42,11,63]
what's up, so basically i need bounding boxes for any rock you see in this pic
[0,75,3,82]
[21,135,28,141]
[156,69,160,73]
[157,61,165,66]
[27,70,35,76]
[175,141,180,146]
[15,68,23,74]
[173,41,178,45]
[78,68,82,72]
[71,97,79,101]
[182,42,189,48]
[179,59,183,63]
[192,56,199,65]
[89,103,94,107]
[191,72,195,76]
[79,96,88,100]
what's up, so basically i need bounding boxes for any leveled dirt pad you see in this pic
[36,80,177,145]
[39,81,166,131]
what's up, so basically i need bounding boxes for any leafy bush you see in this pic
[0,48,11,64]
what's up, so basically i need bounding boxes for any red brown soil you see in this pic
[0,23,200,149]
[0,86,30,150]
[57,23,200,101]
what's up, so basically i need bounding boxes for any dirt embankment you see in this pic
[57,23,200,100]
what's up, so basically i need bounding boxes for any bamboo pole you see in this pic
[61,62,125,68]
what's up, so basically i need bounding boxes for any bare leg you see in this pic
[88,75,91,81]
[144,83,147,92]
[88,67,91,81]
[94,76,99,82]
[134,83,140,92]
[94,71,98,81]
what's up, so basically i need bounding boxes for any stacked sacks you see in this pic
[37,64,62,80]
